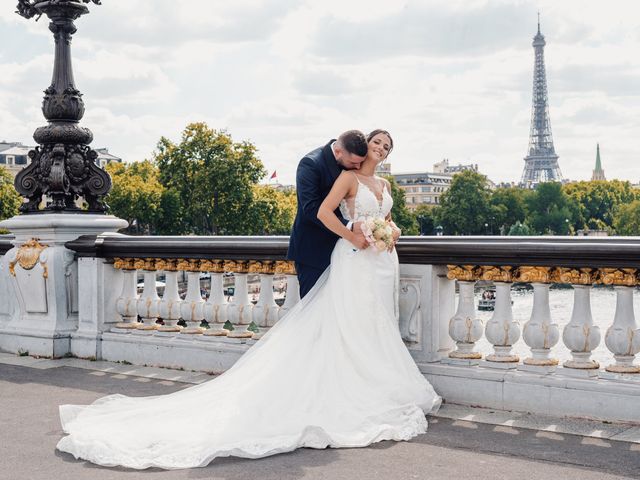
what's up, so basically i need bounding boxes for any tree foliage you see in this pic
[250,185,297,235]
[563,180,638,231]
[490,187,529,234]
[613,200,640,235]
[383,175,418,235]
[0,166,21,224]
[105,161,170,234]
[525,182,577,235]
[413,204,438,235]
[435,170,493,235]
[155,123,265,235]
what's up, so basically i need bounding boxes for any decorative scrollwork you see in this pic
[446,265,480,281]
[16,0,101,20]
[598,268,637,286]
[551,267,595,285]
[481,265,516,283]
[15,0,110,214]
[9,238,48,276]
[517,266,551,283]
[113,258,136,270]
[274,261,296,275]
[224,260,249,274]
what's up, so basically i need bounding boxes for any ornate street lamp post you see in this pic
[14,0,111,213]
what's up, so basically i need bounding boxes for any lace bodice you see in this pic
[339,174,393,221]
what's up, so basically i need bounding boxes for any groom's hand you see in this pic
[348,230,369,250]
[349,228,369,250]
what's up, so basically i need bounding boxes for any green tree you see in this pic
[525,182,577,235]
[383,175,418,235]
[435,170,493,235]
[413,204,438,235]
[490,187,528,234]
[249,185,297,235]
[106,161,166,234]
[613,200,640,235]
[0,166,21,224]
[563,180,638,231]
[155,123,265,235]
[508,220,532,236]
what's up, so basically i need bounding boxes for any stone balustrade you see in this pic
[1,233,640,422]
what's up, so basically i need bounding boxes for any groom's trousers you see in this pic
[295,262,325,299]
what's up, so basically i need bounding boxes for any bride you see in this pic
[56,129,441,470]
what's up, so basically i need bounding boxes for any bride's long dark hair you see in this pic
[367,129,394,156]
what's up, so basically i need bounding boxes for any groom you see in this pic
[287,130,370,298]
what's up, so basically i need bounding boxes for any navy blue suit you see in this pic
[287,140,349,297]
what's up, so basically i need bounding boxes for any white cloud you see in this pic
[2,0,640,186]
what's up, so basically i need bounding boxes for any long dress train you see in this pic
[56,177,441,469]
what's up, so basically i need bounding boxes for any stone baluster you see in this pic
[604,284,640,374]
[447,280,483,364]
[156,259,182,335]
[276,261,300,319]
[225,261,254,341]
[134,259,160,332]
[112,258,139,332]
[482,267,520,368]
[559,268,601,375]
[520,279,559,373]
[178,260,205,335]
[250,261,279,340]
[202,260,229,338]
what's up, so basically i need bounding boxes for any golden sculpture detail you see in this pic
[274,260,296,275]
[446,265,479,282]
[9,238,48,277]
[481,265,515,283]
[599,268,637,286]
[447,264,640,287]
[517,266,551,283]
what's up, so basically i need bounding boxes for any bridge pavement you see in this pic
[0,354,638,480]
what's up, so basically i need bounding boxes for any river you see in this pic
[470,286,640,365]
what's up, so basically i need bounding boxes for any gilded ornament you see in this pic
[446,265,479,282]
[9,238,48,276]
[518,266,551,283]
[551,267,595,285]
[481,265,515,283]
[199,259,224,273]
[177,258,200,272]
[274,260,296,275]
[156,258,178,272]
[224,260,249,274]
[598,268,637,286]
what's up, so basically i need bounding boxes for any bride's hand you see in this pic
[388,224,401,252]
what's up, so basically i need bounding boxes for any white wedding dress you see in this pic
[57,177,441,470]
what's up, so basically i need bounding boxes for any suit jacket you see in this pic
[287,140,349,269]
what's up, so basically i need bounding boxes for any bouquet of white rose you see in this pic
[361,217,395,251]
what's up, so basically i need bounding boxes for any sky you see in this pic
[1,0,639,186]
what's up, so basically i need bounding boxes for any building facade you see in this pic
[381,159,480,210]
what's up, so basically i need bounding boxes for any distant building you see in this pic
[432,158,478,174]
[0,141,122,180]
[378,159,489,210]
[591,144,606,181]
[0,143,30,178]
[393,171,454,209]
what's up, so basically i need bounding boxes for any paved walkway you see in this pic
[1,352,638,479]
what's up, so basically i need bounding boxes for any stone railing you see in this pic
[1,233,639,422]
[0,235,15,333]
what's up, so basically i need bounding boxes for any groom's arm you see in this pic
[297,157,349,231]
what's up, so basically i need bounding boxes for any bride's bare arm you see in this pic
[318,172,369,249]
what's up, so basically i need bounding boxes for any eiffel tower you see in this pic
[520,16,562,188]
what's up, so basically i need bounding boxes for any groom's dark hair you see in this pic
[337,130,368,157]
